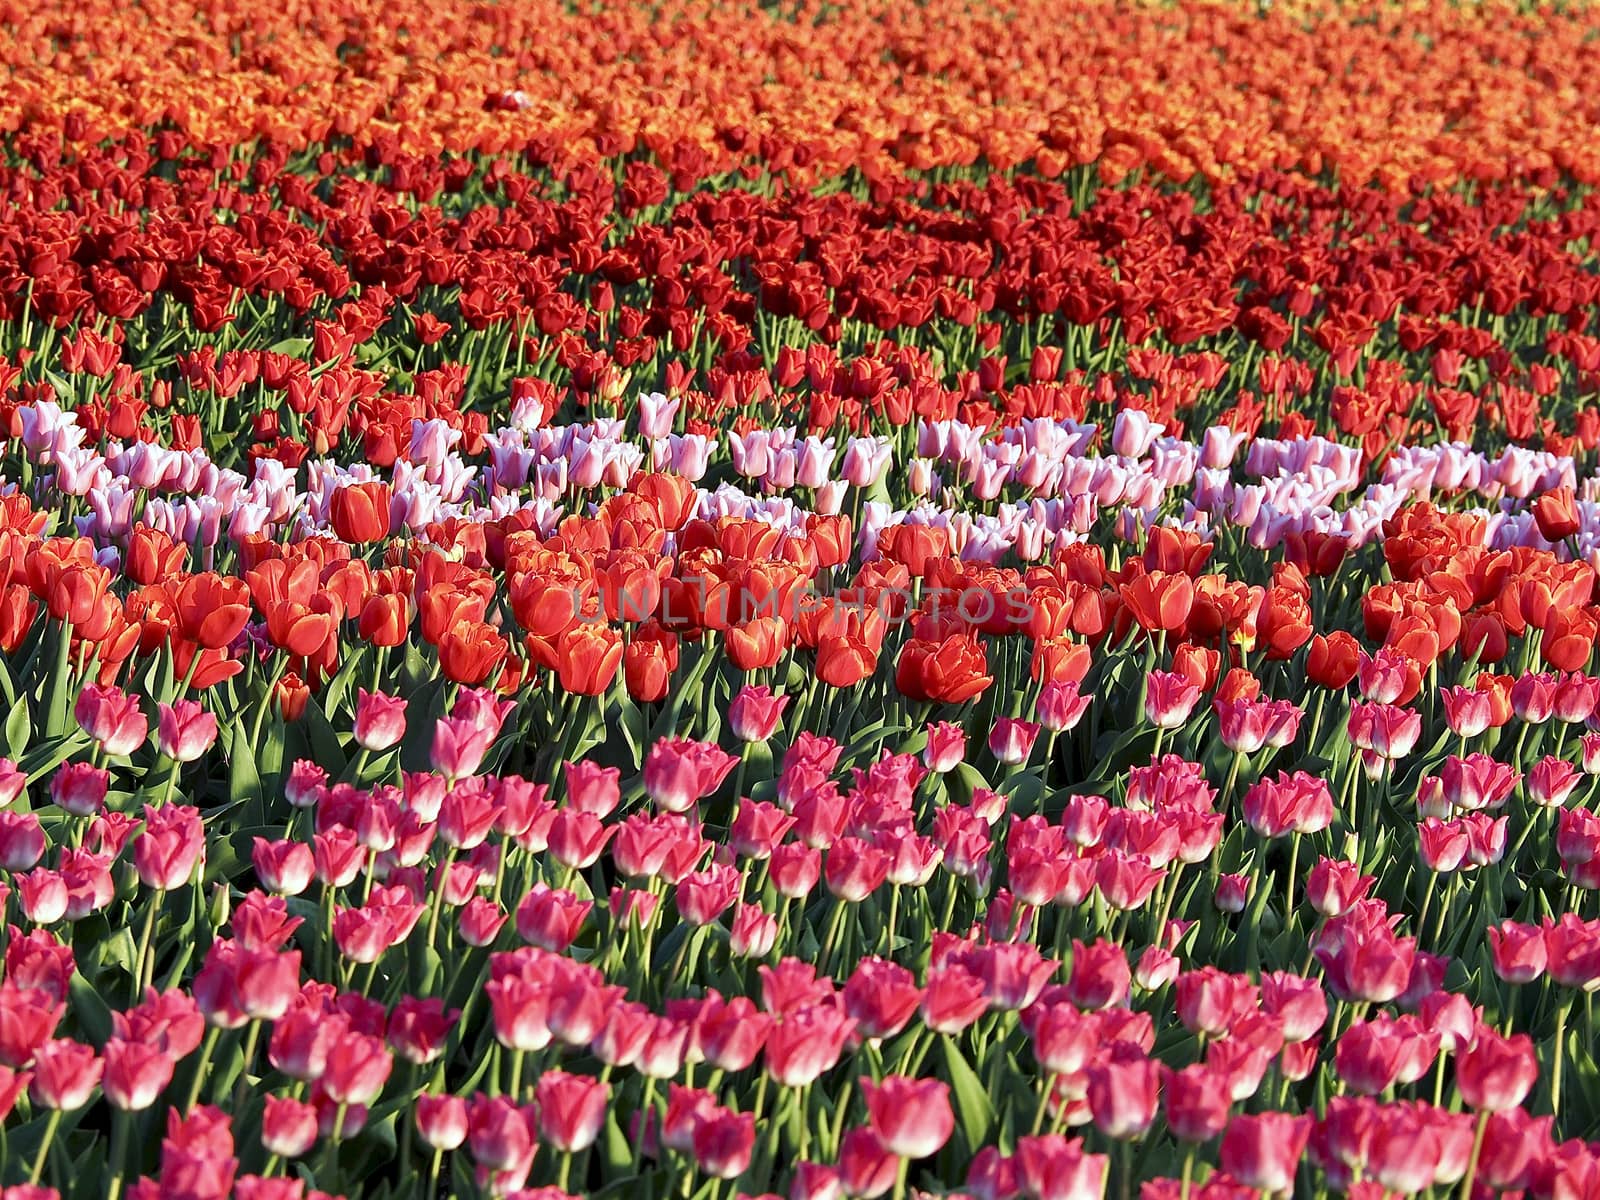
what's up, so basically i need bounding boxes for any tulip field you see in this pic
[9,1,1600,1198]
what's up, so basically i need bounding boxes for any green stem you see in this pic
[631,1077,658,1175]
[510,1048,526,1101]
[107,1112,129,1200]
[1284,833,1301,930]
[133,889,163,1000]
[1459,1110,1490,1200]
[1415,869,1438,946]
[1030,1072,1059,1136]
[425,847,458,945]
[29,1108,62,1185]
[233,1020,261,1112]
[1551,995,1573,1121]
[817,899,849,978]
[185,1026,222,1112]
[425,1148,442,1200]
[892,1154,910,1200]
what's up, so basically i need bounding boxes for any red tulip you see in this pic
[837,1127,897,1199]
[1488,921,1548,984]
[329,481,393,544]
[764,1004,855,1087]
[894,633,992,704]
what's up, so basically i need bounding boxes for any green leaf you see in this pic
[617,693,648,770]
[399,678,448,773]
[999,771,1044,812]
[20,733,87,784]
[843,719,908,764]
[69,971,114,1046]
[654,644,718,742]
[5,695,29,759]
[602,1111,633,1173]
[949,761,993,802]
[323,650,364,721]
[228,718,264,824]
[303,699,349,779]
[411,945,443,996]
[941,1036,996,1152]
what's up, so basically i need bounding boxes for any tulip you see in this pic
[1164,1065,1232,1142]
[101,1038,174,1110]
[17,871,68,925]
[134,804,205,890]
[1036,681,1092,733]
[728,904,778,958]
[842,958,923,1040]
[534,1070,608,1152]
[29,1039,101,1110]
[1086,1053,1160,1139]
[1014,1134,1107,1200]
[922,721,967,773]
[563,760,621,817]
[837,1128,897,1199]
[861,1075,954,1159]
[467,1094,535,1172]
[352,689,407,753]
[74,684,148,757]
[1457,1027,1537,1111]
[251,839,315,896]
[643,738,739,813]
[1488,921,1548,984]
[387,997,459,1066]
[322,1033,392,1109]
[329,481,392,544]
[1144,670,1201,728]
[764,1004,855,1087]
[691,1109,755,1179]
[49,762,108,818]
[979,718,1034,770]
[414,1094,469,1151]
[430,717,494,782]
[262,1095,320,1157]
[1216,876,1254,908]
[676,864,741,925]
[728,685,789,743]
[1218,1112,1312,1193]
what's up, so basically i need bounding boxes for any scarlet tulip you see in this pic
[329,482,393,544]
[894,633,992,704]
[554,624,623,695]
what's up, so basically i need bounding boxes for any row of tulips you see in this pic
[8,5,1600,1199]
[11,1,1600,183]
[10,139,1600,476]
[3,656,1600,1200]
